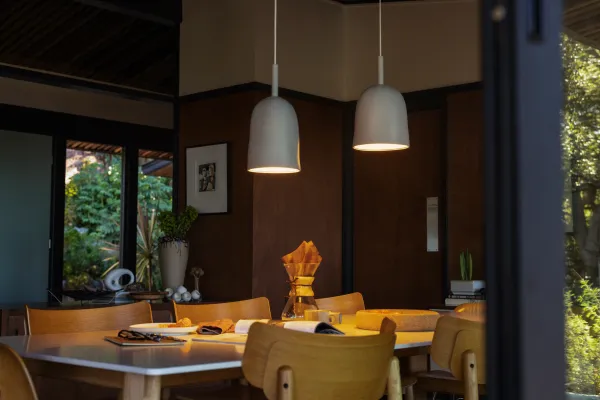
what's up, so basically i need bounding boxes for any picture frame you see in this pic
[186,142,229,214]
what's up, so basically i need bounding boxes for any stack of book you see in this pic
[445,280,486,307]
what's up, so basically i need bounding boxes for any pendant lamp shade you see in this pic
[353,0,409,151]
[248,96,300,173]
[247,0,300,173]
[353,84,409,151]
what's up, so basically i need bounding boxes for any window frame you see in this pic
[482,0,565,399]
[0,103,174,300]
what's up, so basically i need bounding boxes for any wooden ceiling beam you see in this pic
[73,0,181,26]
[334,0,414,4]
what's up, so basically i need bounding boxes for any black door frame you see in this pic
[482,0,565,399]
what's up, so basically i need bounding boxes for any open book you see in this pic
[235,319,344,335]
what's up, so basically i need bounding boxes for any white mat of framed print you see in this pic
[186,143,228,214]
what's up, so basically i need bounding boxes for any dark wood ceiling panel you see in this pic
[0,0,177,95]
[333,0,413,3]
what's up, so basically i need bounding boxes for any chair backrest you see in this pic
[430,316,486,384]
[453,302,486,321]
[242,323,395,400]
[26,302,153,335]
[315,292,365,315]
[173,298,271,323]
[0,343,38,400]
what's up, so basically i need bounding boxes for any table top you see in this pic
[0,323,433,377]
[0,331,245,376]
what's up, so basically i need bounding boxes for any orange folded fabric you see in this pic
[196,319,235,335]
[282,241,322,264]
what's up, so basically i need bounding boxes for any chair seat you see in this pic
[414,370,486,395]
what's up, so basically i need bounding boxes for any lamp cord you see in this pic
[274,0,277,65]
[272,0,279,96]
[379,0,382,57]
[377,0,384,85]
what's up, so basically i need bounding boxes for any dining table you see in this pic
[0,317,434,400]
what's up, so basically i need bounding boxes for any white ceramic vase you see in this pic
[159,240,189,289]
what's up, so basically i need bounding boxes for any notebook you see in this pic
[234,319,344,335]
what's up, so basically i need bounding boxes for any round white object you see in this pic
[164,288,174,298]
[191,290,201,300]
[172,292,182,302]
[104,268,135,291]
[176,285,187,294]
[182,292,192,302]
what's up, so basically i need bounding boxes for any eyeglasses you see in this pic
[118,330,163,342]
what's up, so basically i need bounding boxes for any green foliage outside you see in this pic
[63,154,172,289]
[566,281,600,394]
[564,33,600,395]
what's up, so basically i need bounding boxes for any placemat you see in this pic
[104,336,186,346]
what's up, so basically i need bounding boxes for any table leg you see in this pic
[145,376,161,400]
[123,373,161,400]
[402,354,428,400]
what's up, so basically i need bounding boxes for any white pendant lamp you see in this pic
[353,0,409,151]
[248,0,300,173]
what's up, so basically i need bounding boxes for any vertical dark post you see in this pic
[48,136,66,301]
[172,9,181,213]
[483,0,564,399]
[440,101,449,300]
[121,145,139,278]
[341,102,356,294]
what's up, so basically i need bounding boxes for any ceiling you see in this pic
[564,0,600,50]
[0,0,179,95]
[334,0,411,3]
[67,140,173,160]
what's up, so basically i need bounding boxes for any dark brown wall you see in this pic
[179,92,257,301]
[354,109,444,309]
[179,91,343,313]
[178,85,483,311]
[252,96,343,317]
[447,90,484,280]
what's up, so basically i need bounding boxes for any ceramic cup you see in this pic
[304,309,342,325]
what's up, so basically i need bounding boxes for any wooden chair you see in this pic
[26,302,153,335]
[315,292,365,315]
[414,315,486,400]
[242,318,402,400]
[0,343,38,400]
[453,302,486,321]
[170,298,271,400]
[173,298,271,323]
[26,303,154,399]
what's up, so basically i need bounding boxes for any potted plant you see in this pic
[156,206,198,289]
[450,249,485,294]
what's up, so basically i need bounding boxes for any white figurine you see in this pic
[164,288,174,298]
[172,292,182,303]
[176,285,187,295]
[182,292,192,302]
[191,290,201,301]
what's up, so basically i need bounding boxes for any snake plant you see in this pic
[460,249,473,280]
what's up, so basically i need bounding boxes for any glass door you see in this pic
[63,140,123,291]
[137,149,173,290]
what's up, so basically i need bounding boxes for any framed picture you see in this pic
[186,143,229,214]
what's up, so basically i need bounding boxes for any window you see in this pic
[63,141,123,290]
[136,150,173,290]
